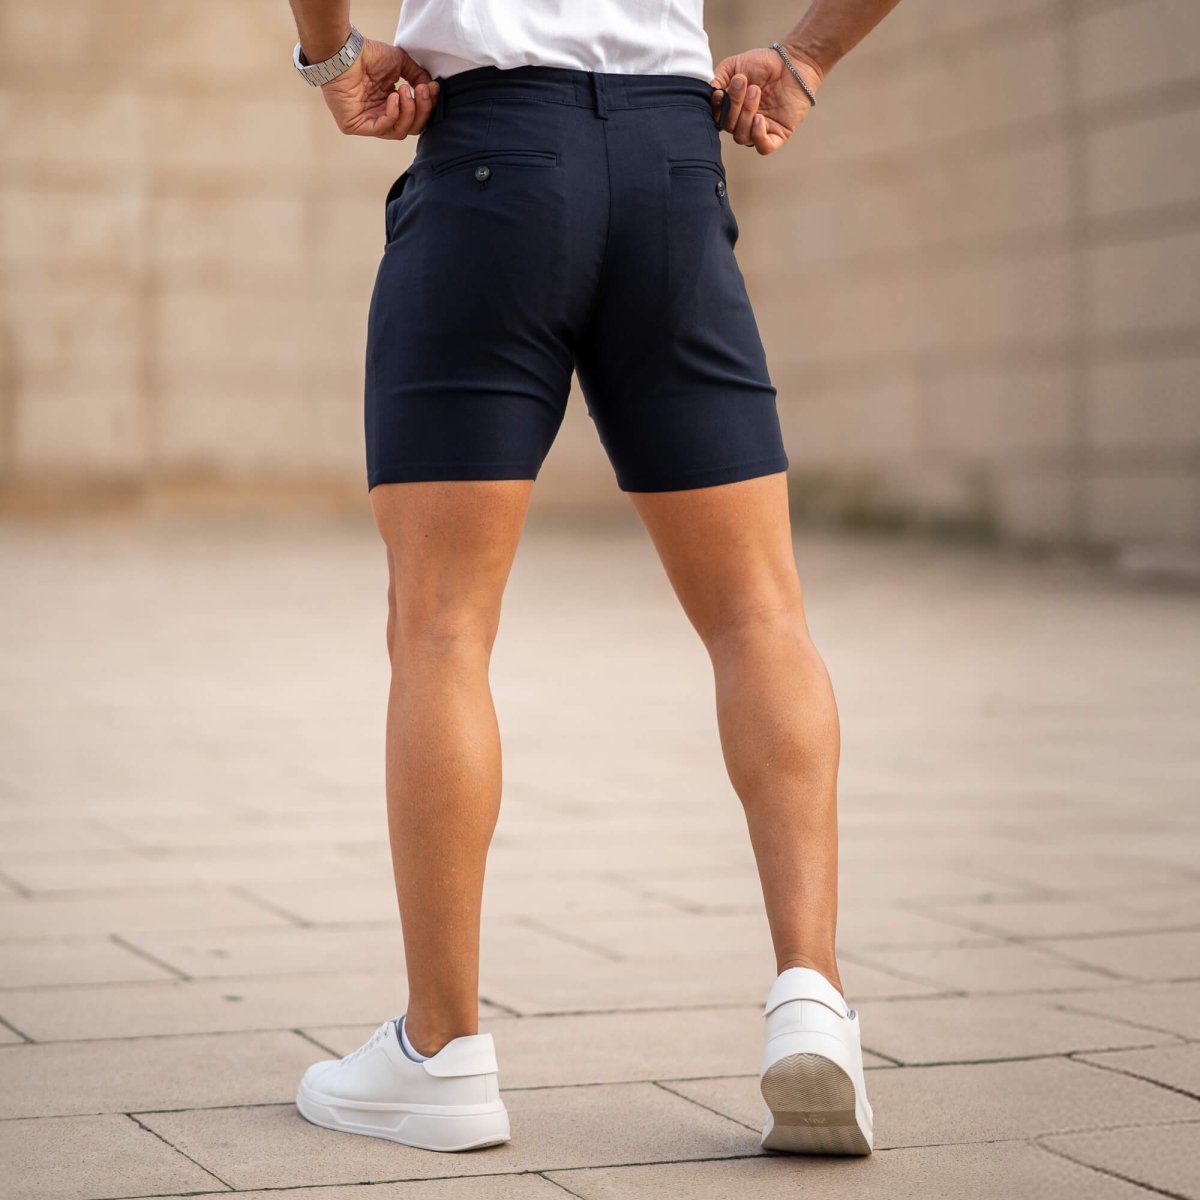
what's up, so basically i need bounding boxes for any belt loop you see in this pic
[431,75,447,125]
[591,72,609,120]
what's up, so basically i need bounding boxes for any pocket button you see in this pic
[475,165,491,182]
[716,179,726,198]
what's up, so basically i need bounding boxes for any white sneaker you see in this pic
[296,1017,511,1152]
[758,967,873,1155]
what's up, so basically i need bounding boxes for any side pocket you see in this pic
[383,168,413,245]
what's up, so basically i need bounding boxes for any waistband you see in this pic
[428,64,717,124]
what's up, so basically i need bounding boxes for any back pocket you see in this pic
[430,149,558,177]
[666,156,738,319]
[668,157,726,182]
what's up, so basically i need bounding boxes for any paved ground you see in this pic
[1,511,1198,1200]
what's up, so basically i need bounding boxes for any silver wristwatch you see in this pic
[293,26,364,87]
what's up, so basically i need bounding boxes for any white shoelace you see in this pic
[339,1020,392,1066]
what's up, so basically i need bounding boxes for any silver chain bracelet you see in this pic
[769,42,817,109]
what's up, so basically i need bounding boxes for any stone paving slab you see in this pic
[957,852,1200,896]
[116,917,605,984]
[235,874,675,925]
[856,992,1182,1064]
[0,1030,324,1118]
[476,950,775,1015]
[1041,1121,1200,1198]
[662,1057,1200,1148]
[634,861,1036,910]
[920,890,1200,940]
[476,948,937,1016]
[844,939,1123,995]
[94,812,390,853]
[836,904,1006,950]
[140,1179,568,1200]
[0,934,178,988]
[0,799,232,825]
[487,834,758,876]
[135,1083,752,1189]
[0,846,372,893]
[526,907,974,970]
[0,820,130,854]
[0,973,504,1042]
[1077,1042,1200,1097]
[0,887,291,940]
[1056,981,1200,1040]
[549,897,979,950]
[545,1140,1158,1199]
[1041,929,1200,982]
[1,1112,225,1200]
[117,924,404,980]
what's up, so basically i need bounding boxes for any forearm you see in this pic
[288,0,352,63]
[782,0,904,83]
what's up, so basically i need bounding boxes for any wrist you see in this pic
[298,22,353,66]
[293,25,364,88]
[778,37,831,91]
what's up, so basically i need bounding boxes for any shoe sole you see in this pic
[296,1081,510,1152]
[759,1052,872,1156]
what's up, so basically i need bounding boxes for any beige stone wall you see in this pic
[733,0,1200,549]
[1,0,1197,548]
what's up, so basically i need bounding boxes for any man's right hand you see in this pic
[319,38,438,140]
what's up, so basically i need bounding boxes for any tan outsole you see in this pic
[760,1052,872,1155]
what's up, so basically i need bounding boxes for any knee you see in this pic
[388,589,501,666]
[698,600,812,660]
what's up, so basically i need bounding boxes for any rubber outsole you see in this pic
[759,1052,872,1155]
[296,1083,511,1153]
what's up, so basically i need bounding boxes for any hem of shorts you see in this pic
[368,462,540,490]
[617,455,789,494]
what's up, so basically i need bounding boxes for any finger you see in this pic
[722,73,747,132]
[709,74,726,119]
[732,83,761,144]
[408,79,438,134]
[389,83,418,139]
[370,83,415,140]
[750,113,782,156]
[355,87,397,139]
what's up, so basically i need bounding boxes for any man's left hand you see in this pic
[320,38,437,140]
[711,45,822,155]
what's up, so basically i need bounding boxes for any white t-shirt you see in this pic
[393,0,714,83]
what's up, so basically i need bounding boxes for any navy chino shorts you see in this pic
[364,64,789,493]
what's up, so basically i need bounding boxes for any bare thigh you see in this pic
[628,472,806,642]
[371,481,534,642]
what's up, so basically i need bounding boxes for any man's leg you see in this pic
[629,471,842,993]
[371,479,533,1055]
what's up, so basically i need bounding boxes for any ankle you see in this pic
[402,1014,476,1057]
[777,957,843,997]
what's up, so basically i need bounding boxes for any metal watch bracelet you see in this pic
[293,25,364,87]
